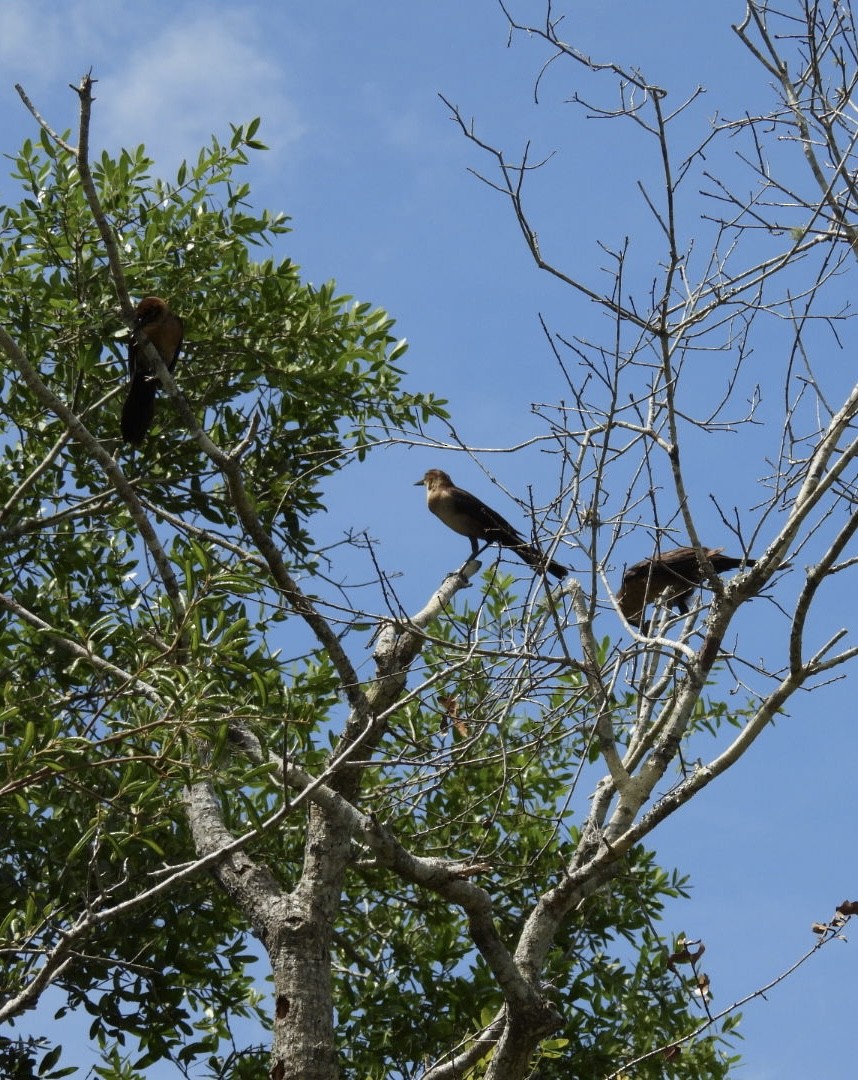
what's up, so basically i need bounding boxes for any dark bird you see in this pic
[415,468,568,579]
[618,545,755,629]
[120,296,184,445]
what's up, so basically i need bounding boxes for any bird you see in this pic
[617,545,755,629]
[120,296,184,445]
[415,468,568,579]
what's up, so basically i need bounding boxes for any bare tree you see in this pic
[429,1,858,1073]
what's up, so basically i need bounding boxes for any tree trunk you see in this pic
[267,803,353,1079]
[268,908,338,1080]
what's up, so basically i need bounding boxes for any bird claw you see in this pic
[443,559,481,585]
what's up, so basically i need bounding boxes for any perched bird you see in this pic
[618,545,755,629]
[415,468,568,579]
[120,296,184,445]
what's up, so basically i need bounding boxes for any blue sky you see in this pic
[1,2,856,1078]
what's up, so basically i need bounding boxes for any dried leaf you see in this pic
[438,694,469,737]
[668,937,704,966]
[692,972,711,998]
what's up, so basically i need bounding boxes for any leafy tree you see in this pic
[3,1,858,1075]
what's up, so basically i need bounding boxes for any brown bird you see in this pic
[618,545,755,629]
[120,296,184,445]
[415,468,568,579]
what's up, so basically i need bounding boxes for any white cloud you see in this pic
[0,1,304,177]
[0,2,100,80]
[96,11,304,173]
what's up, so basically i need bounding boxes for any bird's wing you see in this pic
[449,485,524,544]
[127,338,145,381]
[656,546,710,581]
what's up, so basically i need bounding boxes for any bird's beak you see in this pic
[414,479,425,486]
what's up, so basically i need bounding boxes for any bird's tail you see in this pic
[121,373,157,445]
[711,554,757,573]
[513,541,568,580]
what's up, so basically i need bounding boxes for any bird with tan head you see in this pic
[120,296,183,445]
[416,468,568,579]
